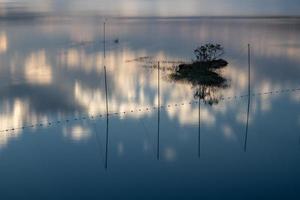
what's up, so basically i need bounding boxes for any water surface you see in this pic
[0,17,300,199]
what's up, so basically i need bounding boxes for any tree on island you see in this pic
[194,43,224,62]
[169,43,229,105]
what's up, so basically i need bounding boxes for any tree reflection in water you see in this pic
[168,57,229,105]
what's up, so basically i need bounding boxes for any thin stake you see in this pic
[105,114,109,170]
[244,44,251,152]
[91,121,105,166]
[103,20,109,169]
[104,66,109,117]
[248,44,251,95]
[104,62,109,169]
[198,88,201,158]
[103,21,106,59]
[157,62,160,160]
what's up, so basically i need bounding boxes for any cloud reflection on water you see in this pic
[0,32,7,54]
[0,18,300,149]
[25,50,52,85]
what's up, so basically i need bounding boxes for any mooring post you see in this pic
[198,87,201,158]
[157,61,160,160]
[104,66,109,118]
[104,66,109,170]
[244,44,251,152]
[103,19,109,169]
[103,21,106,59]
[105,111,109,170]
[248,44,251,94]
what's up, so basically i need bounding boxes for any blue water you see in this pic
[0,17,300,199]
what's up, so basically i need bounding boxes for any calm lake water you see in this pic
[1,17,300,199]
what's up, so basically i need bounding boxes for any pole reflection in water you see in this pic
[103,20,106,58]
[244,44,251,152]
[104,65,109,169]
[104,20,109,169]
[157,62,161,160]
[104,111,109,170]
[198,86,201,158]
[92,120,106,168]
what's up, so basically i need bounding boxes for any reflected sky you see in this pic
[1,17,300,199]
[0,18,300,145]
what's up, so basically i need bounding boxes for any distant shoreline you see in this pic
[111,15,300,19]
[1,11,300,21]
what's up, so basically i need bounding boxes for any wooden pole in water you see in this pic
[103,19,109,119]
[104,70,109,117]
[103,19,109,169]
[244,44,251,152]
[248,44,251,95]
[198,87,201,158]
[103,21,106,59]
[104,65,109,169]
[157,62,160,160]
[105,110,109,169]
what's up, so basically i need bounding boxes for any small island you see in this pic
[169,44,229,105]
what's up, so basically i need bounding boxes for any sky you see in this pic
[1,0,300,17]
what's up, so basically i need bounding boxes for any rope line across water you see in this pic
[1,87,300,133]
